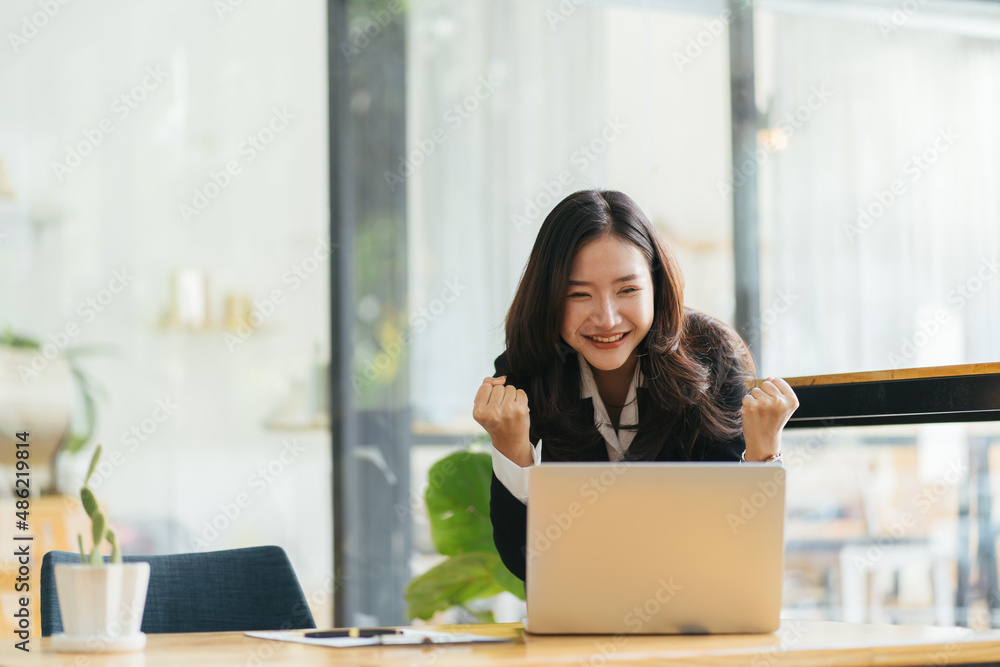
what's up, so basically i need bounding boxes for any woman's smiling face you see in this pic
[560,235,655,372]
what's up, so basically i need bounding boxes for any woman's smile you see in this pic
[584,331,629,346]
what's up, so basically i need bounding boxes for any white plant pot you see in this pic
[53,562,150,652]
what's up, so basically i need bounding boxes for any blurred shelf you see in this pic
[263,417,329,432]
[410,419,486,446]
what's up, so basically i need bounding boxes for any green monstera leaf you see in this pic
[406,551,525,621]
[405,552,503,621]
[405,449,525,621]
[424,451,495,556]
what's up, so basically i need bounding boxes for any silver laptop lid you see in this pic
[525,463,785,634]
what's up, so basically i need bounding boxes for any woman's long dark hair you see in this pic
[504,189,755,461]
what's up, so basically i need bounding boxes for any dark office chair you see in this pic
[41,545,316,635]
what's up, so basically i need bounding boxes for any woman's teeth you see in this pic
[587,333,626,343]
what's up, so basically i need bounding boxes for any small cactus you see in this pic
[77,445,122,565]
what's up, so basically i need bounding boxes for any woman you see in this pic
[473,189,799,581]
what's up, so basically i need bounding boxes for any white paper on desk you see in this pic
[245,629,510,648]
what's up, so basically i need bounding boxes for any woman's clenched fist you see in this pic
[741,376,799,461]
[473,376,533,467]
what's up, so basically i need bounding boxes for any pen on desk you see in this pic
[304,628,402,639]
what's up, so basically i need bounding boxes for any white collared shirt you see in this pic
[490,354,645,504]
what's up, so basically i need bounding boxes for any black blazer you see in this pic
[488,351,746,581]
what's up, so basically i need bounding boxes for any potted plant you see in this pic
[52,445,150,652]
[0,328,107,493]
[404,448,525,622]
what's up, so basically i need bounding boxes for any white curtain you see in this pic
[756,11,1000,377]
[407,0,610,426]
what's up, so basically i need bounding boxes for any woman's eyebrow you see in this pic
[567,274,640,286]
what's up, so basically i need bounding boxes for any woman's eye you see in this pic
[568,292,588,299]
[619,287,638,295]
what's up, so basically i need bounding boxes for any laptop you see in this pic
[525,463,785,634]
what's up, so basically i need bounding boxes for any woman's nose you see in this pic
[591,298,622,329]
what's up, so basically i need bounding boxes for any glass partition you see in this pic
[782,422,1000,627]
[753,4,1000,377]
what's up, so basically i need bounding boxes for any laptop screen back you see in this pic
[525,463,785,634]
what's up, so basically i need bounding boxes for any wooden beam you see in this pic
[750,362,1000,389]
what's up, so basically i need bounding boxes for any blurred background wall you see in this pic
[0,0,333,626]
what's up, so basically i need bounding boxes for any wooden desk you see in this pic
[4,620,1000,666]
